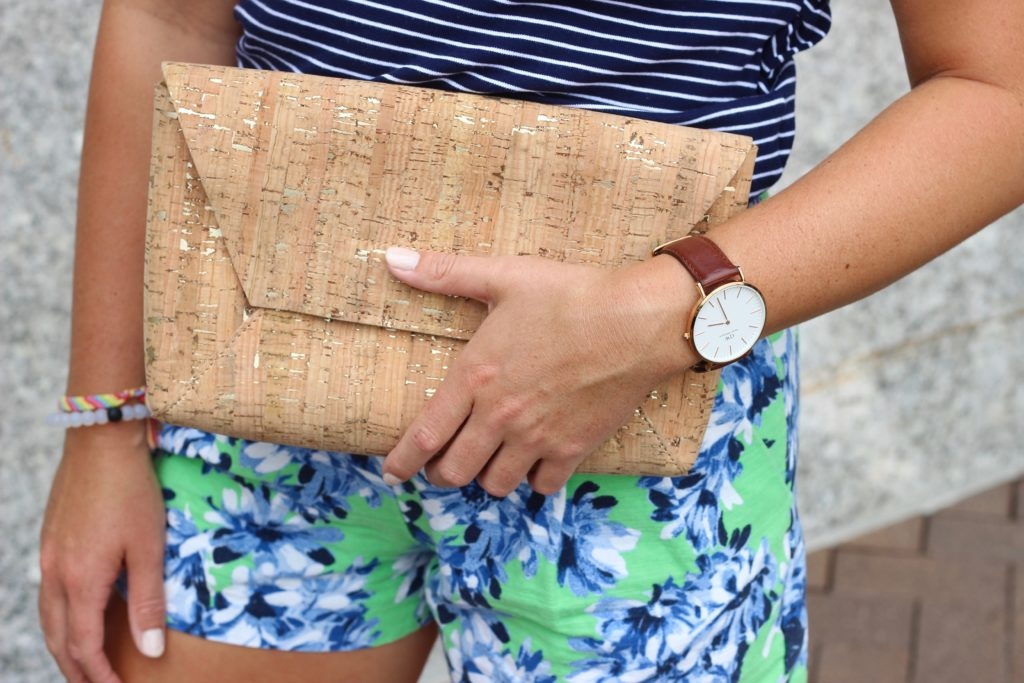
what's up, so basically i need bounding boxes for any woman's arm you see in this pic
[39,3,239,683]
[713,0,1024,334]
[380,0,1024,496]
[67,0,242,398]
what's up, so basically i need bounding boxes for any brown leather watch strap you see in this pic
[653,235,742,293]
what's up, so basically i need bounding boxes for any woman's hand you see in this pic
[381,247,697,496]
[39,422,167,683]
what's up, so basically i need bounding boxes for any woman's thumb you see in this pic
[385,247,497,303]
[124,546,167,658]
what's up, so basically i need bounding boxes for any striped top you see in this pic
[234,0,832,194]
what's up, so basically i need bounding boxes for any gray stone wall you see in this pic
[782,3,1024,548]
[1,1,1020,680]
[2,2,103,680]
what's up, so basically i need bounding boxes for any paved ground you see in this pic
[807,477,1024,683]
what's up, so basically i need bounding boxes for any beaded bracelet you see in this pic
[46,402,151,428]
[46,386,151,429]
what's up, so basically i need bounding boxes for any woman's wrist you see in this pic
[627,254,702,378]
[61,417,152,454]
[52,384,157,452]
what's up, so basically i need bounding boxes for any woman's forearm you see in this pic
[670,0,1024,346]
[66,0,240,396]
[713,71,1024,338]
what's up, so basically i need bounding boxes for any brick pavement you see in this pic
[806,478,1024,683]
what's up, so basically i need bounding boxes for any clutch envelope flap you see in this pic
[160,62,755,340]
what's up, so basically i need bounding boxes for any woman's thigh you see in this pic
[105,595,439,683]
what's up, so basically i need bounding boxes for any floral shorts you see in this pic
[154,331,807,682]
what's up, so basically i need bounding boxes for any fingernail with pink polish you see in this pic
[385,246,420,271]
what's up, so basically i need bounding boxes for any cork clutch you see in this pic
[144,62,756,475]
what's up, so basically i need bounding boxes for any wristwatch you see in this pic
[653,235,766,372]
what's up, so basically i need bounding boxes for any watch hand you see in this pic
[715,299,731,325]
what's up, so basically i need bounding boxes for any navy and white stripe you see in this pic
[234,0,831,193]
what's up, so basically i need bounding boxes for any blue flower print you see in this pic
[569,531,777,682]
[201,566,308,649]
[236,441,297,475]
[292,452,392,521]
[419,485,549,603]
[771,331,800,485]
[421,481,638,605]
[164,506,214,635]
[204,483,343,573]
[727,337,784,426]
[285,450,393,523]
[418,482,537,539]
[637,335,790,551]
[446,611,556,683]
[201,562,380,651]
[158,425,231,470]
[434,535,512,607]
[549,481,639,597]
[398,497,439,547]
[777,512,808,674]
[391,546,435,622]
[698,537,779,678]
[703,338,784,457]
[301,558,383,651]
[638,452,743,550]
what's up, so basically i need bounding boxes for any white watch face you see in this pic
[690,283,766,364]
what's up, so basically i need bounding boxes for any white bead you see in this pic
[46,403,152,429]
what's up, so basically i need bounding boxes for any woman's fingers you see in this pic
[125,541,168,659]
[422,418,504,490]
[383,249,683,494]
[65,577,121,683]
[471,446,532,498]
[383,372,475,484]
[528,458,580,496]
[38,574,88,683]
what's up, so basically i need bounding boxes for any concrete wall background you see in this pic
[780,4,1024,548]
[1,1,1020,680]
